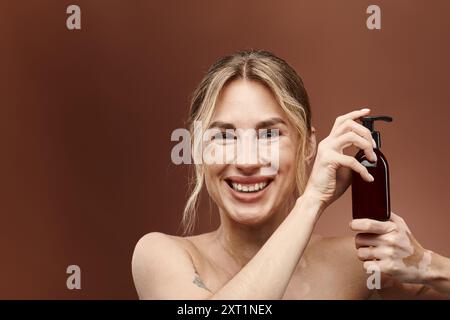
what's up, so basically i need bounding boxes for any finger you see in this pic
[350,219,397,234]
[356,232,400,248]
[335,153,374,182]
[357,246,388,261]
[333,131,377,162]
[332,118,377,148]
[331,108,371,133]
[389,212,411,234]
[366,260,401,276]
[355,233,383,248]
[389,212,402,223]
[363,260,381,271]
[389,212,406,227]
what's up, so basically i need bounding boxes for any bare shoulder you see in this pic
[131,231,209,271]
[133,232,185,257]
[307,234,370,297]
[131,232,191,279]
[131,232,212,299]
[308,234,361,268]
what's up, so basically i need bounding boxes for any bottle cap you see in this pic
[361,115,393,149]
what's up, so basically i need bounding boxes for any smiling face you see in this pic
[203,79,300,226]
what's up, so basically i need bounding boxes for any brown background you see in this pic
[0,0,449,299]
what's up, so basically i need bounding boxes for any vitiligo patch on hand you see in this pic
[402,232,430,268]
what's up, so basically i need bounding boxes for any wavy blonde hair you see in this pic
[182,49,313,236]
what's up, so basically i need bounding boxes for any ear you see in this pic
[305,126,317,165]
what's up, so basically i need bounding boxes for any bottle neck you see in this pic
[372,131,381,149]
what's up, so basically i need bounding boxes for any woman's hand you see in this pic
[303,108,377,211]
[351,212,432,284]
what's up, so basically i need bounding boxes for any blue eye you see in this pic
[259,129,280,139]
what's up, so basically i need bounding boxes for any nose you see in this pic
[234,132,264,173]
[235,160,261,174]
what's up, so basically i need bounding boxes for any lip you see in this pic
[225,175,275,184]
[223,176,274,203]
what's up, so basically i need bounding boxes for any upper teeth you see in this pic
[231,181,268,193]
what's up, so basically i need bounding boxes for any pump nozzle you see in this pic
[360,115,393,149]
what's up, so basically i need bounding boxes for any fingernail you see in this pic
[368,174,374,182]
[372,151,377,162]
[361,108,370,112]
[372,138,377,148]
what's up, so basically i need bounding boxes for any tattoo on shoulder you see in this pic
[192,267,212,292]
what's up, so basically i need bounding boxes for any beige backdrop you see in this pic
[1,0,449,299]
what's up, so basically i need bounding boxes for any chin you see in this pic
[226,204,274,226]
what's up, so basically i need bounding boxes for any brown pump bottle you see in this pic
[352,115,393,221]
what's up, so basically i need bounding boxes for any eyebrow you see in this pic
[256,117,288,129]
[208,117,287,130]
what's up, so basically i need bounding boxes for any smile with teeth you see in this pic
[229,181,269,193]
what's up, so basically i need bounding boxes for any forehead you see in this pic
[211,79,288,126]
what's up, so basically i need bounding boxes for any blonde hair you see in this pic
[182,49,313,235]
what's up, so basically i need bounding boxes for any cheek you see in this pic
[276,141,298,192]
[277,140,297,173]
[204,165,226,195]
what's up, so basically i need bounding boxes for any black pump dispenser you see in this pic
[361,115,393,149]
[352,114,393,221]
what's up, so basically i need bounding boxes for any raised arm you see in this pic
[132,108,378,299]
[132,193,321,300]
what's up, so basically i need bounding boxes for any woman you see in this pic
[132,50,450,299]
